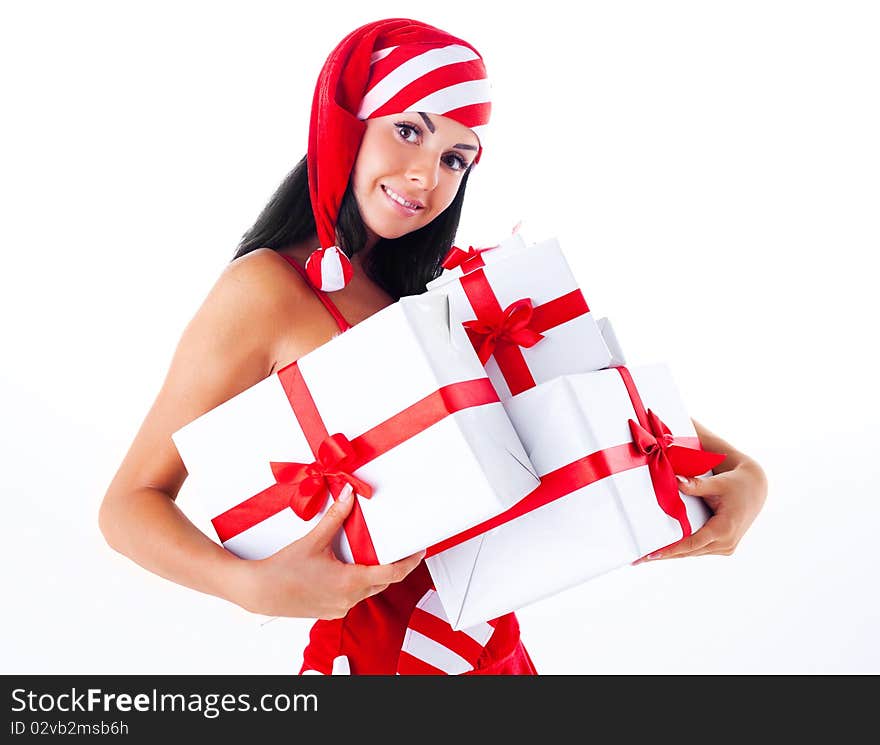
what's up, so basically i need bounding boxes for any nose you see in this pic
[406,149,441,192]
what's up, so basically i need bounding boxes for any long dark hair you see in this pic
[233,155,471,300]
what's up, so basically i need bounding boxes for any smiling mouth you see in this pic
[381,185,424,210]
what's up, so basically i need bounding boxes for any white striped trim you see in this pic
[461,619,494,647]
[408,79,491,118]
[415,587,449,619]
[301,656,350,675]
[403,630,474,674]
[416,590,495,647]
[357,44,480,119]
[331,655,351,674]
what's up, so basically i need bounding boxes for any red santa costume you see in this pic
[295,18,538,675]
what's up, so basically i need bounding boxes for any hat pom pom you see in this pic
[305,246,353,292]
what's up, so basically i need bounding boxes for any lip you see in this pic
[381,185,424,216]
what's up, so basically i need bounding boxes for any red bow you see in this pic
[628,409,724,477]
[628,410,675,459]
[462,298,545,365]
[270,433,373,521]
[441,244,494,273]
[628,409,725,531]
[426,370,728,557]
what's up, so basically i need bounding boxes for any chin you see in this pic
[364,216,430,241]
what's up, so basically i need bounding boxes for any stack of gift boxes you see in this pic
[172,231,725,631]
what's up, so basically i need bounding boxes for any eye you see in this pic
[394,121,421,143]
[443,152,470,172]
[394,120,472,173]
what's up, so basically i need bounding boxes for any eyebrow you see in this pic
[418,111,478,151]
[418,112,436,133]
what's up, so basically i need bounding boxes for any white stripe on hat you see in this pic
[469,123,488,150]
[357,44,481,119]
[370,46,398,64]
[408,79,492,118]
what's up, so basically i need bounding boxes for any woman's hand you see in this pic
[229,485,425,619]
[633,457,768,564]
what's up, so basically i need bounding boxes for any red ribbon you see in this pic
[426,366,726,557]
[460,268,590,395]
[441,244,494,274]
[462,298,545,365]
[270,433,373,522]
[211,363,500,565]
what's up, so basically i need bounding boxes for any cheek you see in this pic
[350,166,370,205]
[350,156,382,210]
[351,132,385,190]
[431,175,463,214]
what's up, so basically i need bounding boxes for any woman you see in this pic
[98,18,767,675]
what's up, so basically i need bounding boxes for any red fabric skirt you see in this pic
[299,563,537,675]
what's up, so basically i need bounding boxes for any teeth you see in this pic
[384,186,420,209]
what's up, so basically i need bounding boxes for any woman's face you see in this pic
[351,111,480,241]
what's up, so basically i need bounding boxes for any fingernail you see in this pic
[675,475,688,484]
[339,485,353,503]
[647,552,661,560]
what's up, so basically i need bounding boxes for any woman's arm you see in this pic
[633,418,768,562]
[99,249,422,619]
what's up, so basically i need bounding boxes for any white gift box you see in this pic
[596,317,626,367]
[425,235,613,399]
[172,294,539,566]
[425,233,530,288]
[426,363,722,629]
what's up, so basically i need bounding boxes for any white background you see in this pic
[2,1,878,674]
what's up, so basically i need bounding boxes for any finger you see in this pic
[676,473,726,497]
[356,548,426,586]
[633,528,715,563]
[359,583,390,602]
[659,540,726,560]
[689,541,724,558]
[305,484,355,549]
[692,540,738,558]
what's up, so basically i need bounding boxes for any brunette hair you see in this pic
[233,155,471,300]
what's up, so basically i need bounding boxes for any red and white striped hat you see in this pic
[306,18,492,292]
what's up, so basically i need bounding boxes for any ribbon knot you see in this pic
[441,244,494,273]
[462,298,545,365]
[270,433,373,521]
[627,407,727,533]
[628,409,675,459]
[628,408,722,477]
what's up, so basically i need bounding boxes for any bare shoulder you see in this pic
[216,248,342,372]
[219,247,312,312]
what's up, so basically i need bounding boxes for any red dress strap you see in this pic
[280,253,351,333]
